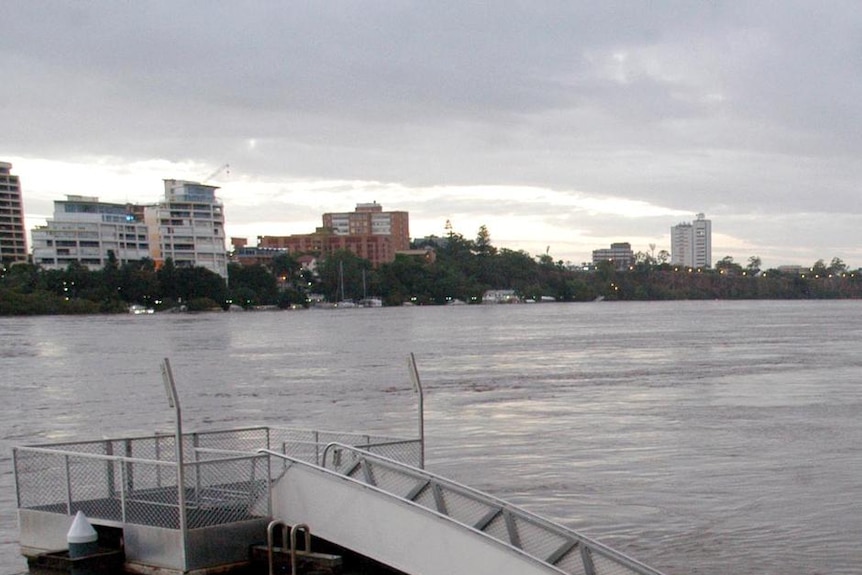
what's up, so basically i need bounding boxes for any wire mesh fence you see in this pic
[184,455,270,529]
[268,427,421,467]
[14,426,420,532]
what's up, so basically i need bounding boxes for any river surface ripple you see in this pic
[1,300,860,575]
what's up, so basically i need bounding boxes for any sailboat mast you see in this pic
[339,261,346,302]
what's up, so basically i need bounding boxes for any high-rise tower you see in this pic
[671,213,712,268]
[144,180,228,278]
[0,162,28,264]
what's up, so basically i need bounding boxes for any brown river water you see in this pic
[1,300,861,574]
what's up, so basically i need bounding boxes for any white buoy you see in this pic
[67,511,98,558]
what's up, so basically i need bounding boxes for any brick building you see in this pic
[259,203,409,267]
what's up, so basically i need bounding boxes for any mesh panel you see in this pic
[411,483,438,511]
[46,439,111,455]
[554,543,589,575]
[100,435,179,462]
[184,456,269,529]
[515,516,571,565]
[481,511,512,544]
[365,440,421,466]
[14,446,270,531]
[15,450,68,510]
[67,457,111,505]
[591,550,635,575]
[363,463,418,498]
[124,463,180,528]
[438,487,495,527]
[269,428,421,466]
[280,440,321,464]
[194,427,270,454]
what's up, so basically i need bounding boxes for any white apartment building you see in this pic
[671,213,712,268]
[144,180,228,278]
[32,196,150,269]
[32,180,228,278]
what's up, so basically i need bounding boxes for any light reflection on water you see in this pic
[1,301,861,574]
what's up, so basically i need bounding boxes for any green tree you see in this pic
[269,253,309,307]
[747,256,762,274]
[634,251,656,270]
[1,263,40,292]
[157,258,179,301]
[715,256,743,275]
[118,259,158,306]
[378,253,430,305]
[828,257,847,275]
[474,225,497,257]
[166,266,228,307]
[811,259,828,277]
[228,263,278,307]
[271,253,300,282]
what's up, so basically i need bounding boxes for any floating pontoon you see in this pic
[13,359,668,575]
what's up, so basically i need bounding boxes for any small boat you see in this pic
[128,304,155,314]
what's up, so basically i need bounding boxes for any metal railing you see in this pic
[265,428,422,467]
[14,445,269,530]
[16,427,663,575]
[261,443,667,575]
[13,426,422,532]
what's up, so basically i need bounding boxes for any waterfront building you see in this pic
[0,162,28,264]
[591,242,634,270]
[671,213,712,268]
[323,202,408,245]
[31,196,150,269]
[231,245,287,267]
[144,180,228,278]
[260,202,409,267]
[32,180,229,278]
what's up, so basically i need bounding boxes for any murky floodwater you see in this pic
[1,300,861,574]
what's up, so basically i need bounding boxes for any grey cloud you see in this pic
[2,1,860,266]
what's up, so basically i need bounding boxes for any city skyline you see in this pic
[6,161,858,271]
[2,3,860,270]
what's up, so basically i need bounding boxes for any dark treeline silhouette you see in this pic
[1,231,859,315]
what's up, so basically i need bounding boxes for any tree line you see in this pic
[1,228,859,315]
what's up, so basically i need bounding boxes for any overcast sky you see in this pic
[2,1,860,268]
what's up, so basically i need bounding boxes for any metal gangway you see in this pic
[13,427,422,573]
[14,355,670,575]
[261,442,667,575]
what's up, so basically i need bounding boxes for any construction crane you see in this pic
[202,163,230,183]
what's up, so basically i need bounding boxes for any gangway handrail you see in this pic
[258,445,667,575]
[16,445,265,466]
[15,425,412,453]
